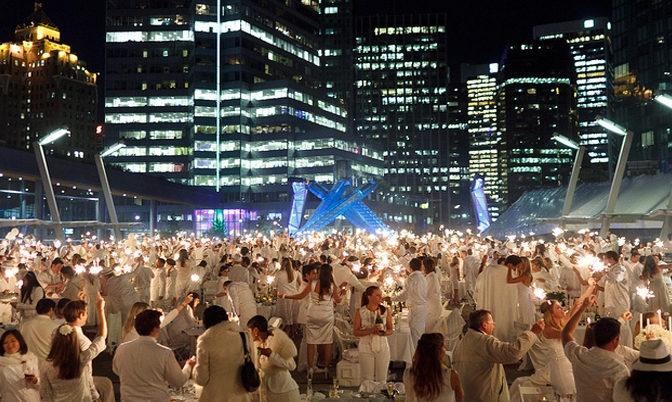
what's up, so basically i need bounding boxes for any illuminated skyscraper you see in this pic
[0,4,98,160]
[612,1,672,175]
[497,40,578,206]
[353,14,471,229]
[534,18,613,181]
[104,0,383,216]
[463,63,503,220]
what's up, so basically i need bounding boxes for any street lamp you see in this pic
[552,133,585,219]
[34,128,70,242]
[95,141,126,241]
[595,115,633,237]
[654,93,672,109]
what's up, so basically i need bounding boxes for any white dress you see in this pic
[648,272,671,313]
[275,270,298,326]
[0,352,41,402]
[425,272,443,333]
[531,335,575,398]
[305,282,334,345]
[516,282,536,326]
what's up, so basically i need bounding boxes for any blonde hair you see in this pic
[540,300,564,331]
[122,302,150,339]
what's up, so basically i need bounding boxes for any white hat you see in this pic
[1,260,15,270]
[232,254,242,263]
[633,339,672,372]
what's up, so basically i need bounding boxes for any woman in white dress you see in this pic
[353,286,393,383]
[16,272,43,319]
[0,330,40,402]
[403,333,463,402]
[279,264,342,379]
[275,257,299,337]
[423,258,443,333]
[507,256,535,326]
[643,255,672,314]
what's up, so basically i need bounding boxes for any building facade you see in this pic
[612,0,672,176]
[497,40,578,206]
[104,0,385,228]
[534,18,613,182]
[353,14,471,230]
[0,4,99,160]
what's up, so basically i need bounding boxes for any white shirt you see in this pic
[18,314,60,361]
[392,270,427,309]
[603,262,630,316]
[564,341,630,402]
[150,266,166,301]
[228,264,250,285]
[113,336,191,402]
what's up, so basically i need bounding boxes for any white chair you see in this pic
[268,316,283,330]
[333,326,359,363]
[436,306,465,352]
[335,315,354,335]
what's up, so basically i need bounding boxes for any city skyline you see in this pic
[1,0,611,112]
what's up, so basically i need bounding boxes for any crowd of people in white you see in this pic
[0,229,671,401]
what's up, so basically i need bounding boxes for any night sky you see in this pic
[1,0,612,115]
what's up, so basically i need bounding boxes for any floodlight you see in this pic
[552,133,580,150]
[100,142,126,158]
[654,93,672,110]
[595,115,628,136]
[38,128,70,146]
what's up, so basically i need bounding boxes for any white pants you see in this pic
[408,307,428,350]
[359,348,390,383]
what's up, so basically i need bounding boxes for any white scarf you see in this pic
[0,351,36,366]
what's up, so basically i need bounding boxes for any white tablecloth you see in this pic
[388,328,413,364]
[257,304,276,320]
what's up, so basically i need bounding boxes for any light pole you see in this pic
[595,115,633,237]
[95,141,126,242]
[34,128,70,242]
[653,93,672,238]
[552,132,585,220]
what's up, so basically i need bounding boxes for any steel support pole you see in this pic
[33,143,64,242]
[600,131,634,237]
[94,154,121,241]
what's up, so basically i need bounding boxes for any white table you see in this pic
[256,304,276,320]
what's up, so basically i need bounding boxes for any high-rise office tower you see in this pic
[612,0,672,175]
[320,0,353,111]
[497,40,578,206]
[534,18,613,182]
[353,14,471,229]
[105,0,383,218]
[0,4,98,160]
[463,63,503,220]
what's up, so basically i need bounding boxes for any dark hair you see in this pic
[60,265,75,278]
[505,255,522,266]
[642,255,657,280]
[410,333,446,401]
[317,264,334,301]
[242,256,251,266]
[203,305,228,329]
[361,286,386,315]
[46,324,81,379]
[468,309,491,332]
[134,309,162,336]
[624,370,672,401]
[422,257,436,274]
[166,258,176,266]
[187,292,200,308]
[409,258,422,271]
[593,317,621,347]
[36,298,56,314]
[63,300,88,324]
[20,271,42,304]
[219,265,229,275]
[247,315,269,332]
[51,258,64,266]
[605,250,619,262]
[178,249,188,267]
[0,329,28,355]
[156,257,166,266]
[302,264,317,281]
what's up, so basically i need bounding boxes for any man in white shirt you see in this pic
[562,296,637,402]
[113,309,195,401]
[131,256,155,303]
[623,251,645,313]
[228,254,250,285]
[226,280,257,328]
[18,298,60,361]
[461,249,481,293]
[558,252,585,299]
[0,261,19,324]
[597,251,630,318]
[391,258,427,349]
[37,257,64,296]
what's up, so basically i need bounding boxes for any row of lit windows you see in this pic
[106,30,193,43]
[105,96,192,108]
[119,130,183,140]
[373,26,445,36]
[105,112,191,123]
[112,162,184,173]
[193,20,320,67]
[356,61,439,70]
[115,147,189,157]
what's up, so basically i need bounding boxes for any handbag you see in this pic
[239,332,261,392]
